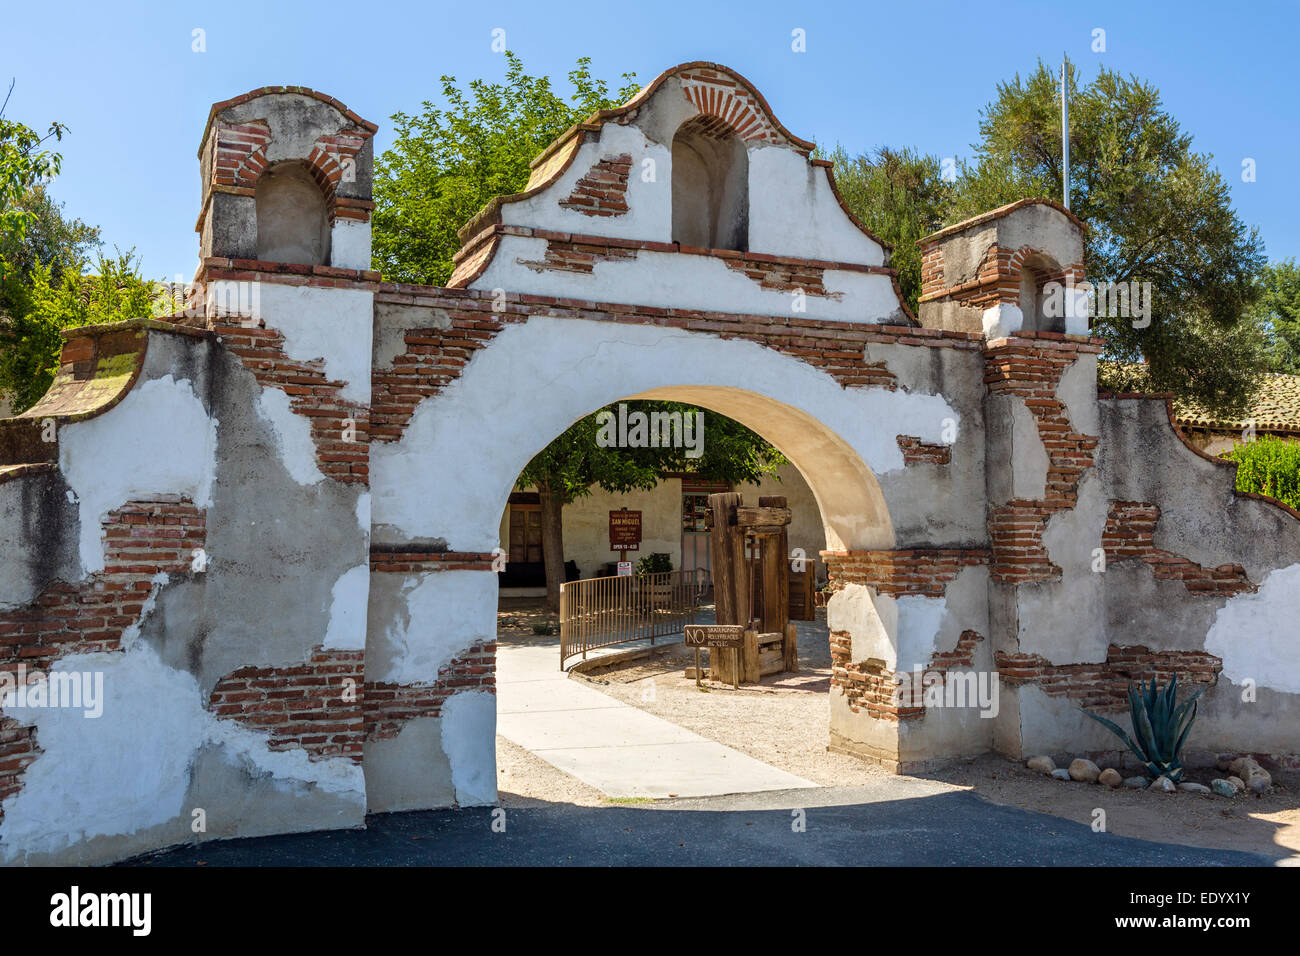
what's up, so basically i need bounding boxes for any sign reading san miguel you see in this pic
[608,509,642,551]
[684,625,745,648]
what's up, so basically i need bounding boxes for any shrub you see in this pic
[1223,435,1300,511]
[635,552,672,575]
[1083,675,1203,782]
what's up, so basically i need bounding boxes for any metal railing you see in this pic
[560,569,708,668]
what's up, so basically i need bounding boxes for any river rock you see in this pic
[1229,756,1261,778]
[1148,776,1177,793]
[1178,782,1212,794]
[1068,758,1101,783]
[1228,776,1245,792]
[1247,769,1272,794]
[1099,768,1123,788]
[1051,769,1072,781]
[1211,779,1237,797]
[1027,755,1056,774]
[1124,776,1148,789]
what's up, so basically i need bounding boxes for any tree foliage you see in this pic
[515,401,786,508]
[951,59,1269,416]
[0,248,173,410]
[822,146,951,311]
[372,52,640,286]
[0,81,65,281]
[1251,259,1300,373]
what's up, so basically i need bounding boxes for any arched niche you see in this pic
[1018,252,1066,333]
[255,162,332,266]
[671,116,749,252]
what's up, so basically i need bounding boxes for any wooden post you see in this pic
[742,629,760,684]
[758,496,792,673]
[783,620,799,673]
[706,493,745,627]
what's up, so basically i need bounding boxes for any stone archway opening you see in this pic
[490,385,895,803]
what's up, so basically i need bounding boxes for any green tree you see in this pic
[822,146,952,312]
[372,52,640,285]
[1251,259,1300,373]
[0,249,173,411]
[951,59,1268,417]
[0,81,65,281]
[517,401,786,611]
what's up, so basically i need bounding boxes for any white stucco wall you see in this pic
[59,375,217,576]
[372,317,959,556]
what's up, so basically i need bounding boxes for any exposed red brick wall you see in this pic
[363,640,495,741]
[722,256,842,298]
[896,435,951,465]
[369,551,498,572]
[830,631,916,721]
[368,284,977,442]
[1103,501,1255,595]
[919,239,1085,310]
[519,238,638,274]
[675,68,787,145]
[929,629,984,670]
[208,647,366,762]
[211,319,368,484]
[211,121,271,192]
[985,337,1103,583]
[830,628,986,722]
[558,154,631,216]
[996,644,1222,710]
[0,498,206,824]
[822,548,989,598]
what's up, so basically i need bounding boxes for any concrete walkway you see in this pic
[496,637,816,798]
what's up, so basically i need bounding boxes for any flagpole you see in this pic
[1062,54,1070,210]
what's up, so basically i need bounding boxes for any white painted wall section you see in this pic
[59,375,217,576]
[371,318,955,552]
[1206,563,1300,694]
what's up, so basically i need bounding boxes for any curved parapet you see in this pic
[0,319,209,478]
[446,62,912,325]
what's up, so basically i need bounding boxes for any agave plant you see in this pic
[1083,674,1204,782]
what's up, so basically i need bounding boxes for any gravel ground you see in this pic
[495,599,1300,861]
[503,606,892,790]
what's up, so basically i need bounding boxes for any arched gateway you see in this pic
[2,65,1298,864]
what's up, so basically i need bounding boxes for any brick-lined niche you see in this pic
[559,154,631,216]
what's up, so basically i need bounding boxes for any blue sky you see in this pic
[2,0,1296,282]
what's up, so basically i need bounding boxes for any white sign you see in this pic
[617,561,632,576]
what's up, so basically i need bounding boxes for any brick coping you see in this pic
[918,198,1088,245]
